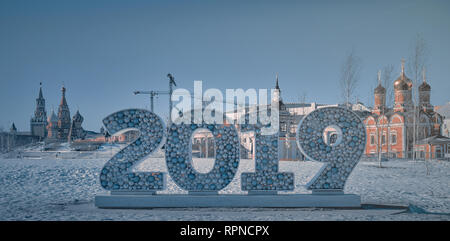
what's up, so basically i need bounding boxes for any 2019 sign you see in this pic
[99,106,365,193]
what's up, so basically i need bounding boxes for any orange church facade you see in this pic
[364,60,442,158]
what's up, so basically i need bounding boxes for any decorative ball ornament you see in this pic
[99,109,165,191]
[296,107,366,190]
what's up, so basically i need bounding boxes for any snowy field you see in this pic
[1,147,449,220]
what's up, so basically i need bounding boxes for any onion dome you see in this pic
[419,68,431,91]
[48,110,58,123]
[394,59,411,91]
[419,81,431,91]
[374,70,386,94]
[72,110,84,123]
[374,84,386,94]
[394,77,409,90]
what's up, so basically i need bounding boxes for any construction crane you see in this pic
[133,90,169,112]
[133,73,177,125]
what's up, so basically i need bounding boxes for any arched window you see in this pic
[370,135,375,145]
[390,131,397,145]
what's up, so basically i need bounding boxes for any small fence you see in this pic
[364,151,450,162]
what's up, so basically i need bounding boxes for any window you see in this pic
[419,147,425,159]
[370,135,375,145]
[329,133,338,145]
[382,135,386,145]
[391,133,397,145]
[281,123,287,132]
[290,125,297,134]
[436,146,443,158]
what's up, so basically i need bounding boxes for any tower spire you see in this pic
[378,70,381,85]
[10,123,17,132]
[401,58,405,78]
[31,82,47,138]
[57,84,71,140]
[60,85,67,106]
[38,82,43,99]
[422,67,426,83]
[275,73,279,89]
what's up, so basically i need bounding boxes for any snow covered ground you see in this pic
[0,147,449,220]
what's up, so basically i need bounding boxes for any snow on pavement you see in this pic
[0,152,449,220]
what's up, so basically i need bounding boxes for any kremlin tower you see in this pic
[30,83,48,139]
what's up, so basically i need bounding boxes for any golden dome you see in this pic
[395,58,412,91]
[394,76,409,91]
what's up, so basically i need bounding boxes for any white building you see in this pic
[436,102,450,137]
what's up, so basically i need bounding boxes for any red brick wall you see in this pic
[364,114,405,158]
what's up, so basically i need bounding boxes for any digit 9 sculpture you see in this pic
[99,109,165,191]
[296,107,366,190]
[165,112,240,191]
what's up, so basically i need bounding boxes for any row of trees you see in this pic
[339,34,429,166]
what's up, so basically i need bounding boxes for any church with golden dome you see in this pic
[364,59,444,158]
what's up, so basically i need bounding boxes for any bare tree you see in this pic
[374,66,395,168]
[383,65,395,161]
[339,49,362,108]
[299,91,307,104]
[298,91,307,115]
[382,64,395,107]
[374,70,384,167]
[367,83,374,108]
[408,34,429,161]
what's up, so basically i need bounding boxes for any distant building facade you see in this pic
[414,135,450,159]
[0,123,39,153]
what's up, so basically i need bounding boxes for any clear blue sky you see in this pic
[1,0,449,132]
